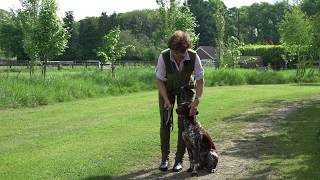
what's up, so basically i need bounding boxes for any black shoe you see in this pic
[159,160,169,171]
[172,162,183,172]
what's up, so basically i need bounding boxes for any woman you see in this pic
[156,30,204,172]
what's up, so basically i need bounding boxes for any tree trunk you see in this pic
[318,55,320,72]
[111,61,115,78]
[100,61,104,71]
[41,60,47,80]
[29,60,34,79]
[285,60,288,70]
[44,60,47,80]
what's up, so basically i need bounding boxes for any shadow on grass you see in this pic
[222,102,320,179]
[83,100,320,180]
[83,175,112,180]
[83,168,216,179]
[291,83,320,86]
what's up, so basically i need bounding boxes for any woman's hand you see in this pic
[164,99,172,110]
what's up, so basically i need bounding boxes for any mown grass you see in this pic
[240,103,320,179]
[1,67,320,109]
[0,84,320,179]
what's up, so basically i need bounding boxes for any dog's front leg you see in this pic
[191,140,201,177]
[186,146,194,172]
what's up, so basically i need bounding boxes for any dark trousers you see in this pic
[159,91,194,163]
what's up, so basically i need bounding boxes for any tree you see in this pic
[188,0,216,46]
[78,17,100,60]
[119,30,159,62]
[0,9,10,24]
[18,0,40,76]
[98,12,119,46]
[0,11,27,59]
[36,0,68,78]
[97,27,133,77]
[18,0,68,78]
[310,13,320,66]
[156,0,199,47]
[301,0,320,16]
[61,11,80,60]
[278,6,313,81]
[224,36,242,68]
[209,0,226,68]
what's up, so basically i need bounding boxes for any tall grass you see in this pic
[205,68,320,86]
[1,67,320,109]
[0,67,157,109]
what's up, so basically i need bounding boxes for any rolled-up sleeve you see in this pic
[194,54,204,80]
[156,54,167,81]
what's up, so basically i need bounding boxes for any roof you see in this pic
[196,46,217,60]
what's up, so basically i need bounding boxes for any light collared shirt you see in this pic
[156,49,204,81]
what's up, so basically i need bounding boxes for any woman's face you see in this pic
[173,50,186,62]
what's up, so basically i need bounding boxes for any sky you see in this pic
[1,0,278,20]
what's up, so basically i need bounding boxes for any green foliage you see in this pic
[301,0,320,16]
[156,0,199,46]
[18,0,68,78]
[98,12,119,41]
[209,0,226,68]
[0,9,10,23]
[18,0,41,62]
[239,45,287,68]
[97,27,134,76]
[310,13,320,58]
[60,11,80,60]
[278,6,312,55]
[36,0,68,61]
[119,30,159,61]
[188,0,216,46]
[224,36,242,68]
[119,9,161,44]
[278,6,313,81]
[0,12,26,59]
[78,17,100,60]
[246,2,289,44]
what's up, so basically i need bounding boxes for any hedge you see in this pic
[239,45,293,69]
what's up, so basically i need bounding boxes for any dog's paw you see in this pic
[191,172,198,177]
[209,168,217,173]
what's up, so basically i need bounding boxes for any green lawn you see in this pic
[0,84,319,179]
[247,103,320,179]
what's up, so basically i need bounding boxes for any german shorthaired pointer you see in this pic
[176,102,218,177]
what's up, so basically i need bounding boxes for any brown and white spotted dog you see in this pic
[176,102,218,177]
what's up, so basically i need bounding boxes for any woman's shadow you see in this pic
[83,167,214,180]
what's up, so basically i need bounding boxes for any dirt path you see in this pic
[116,98,320,180]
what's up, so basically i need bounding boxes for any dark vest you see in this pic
[161,48,196,97]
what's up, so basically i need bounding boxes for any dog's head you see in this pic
[176,102,198,117]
